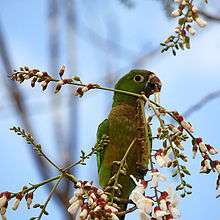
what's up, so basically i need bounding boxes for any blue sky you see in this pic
[0,0,220,219]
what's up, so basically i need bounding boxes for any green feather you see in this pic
[95,69,160,218]
[96,119,109,172]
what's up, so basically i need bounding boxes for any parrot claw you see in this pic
[136,162,148,177]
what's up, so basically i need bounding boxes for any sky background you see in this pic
[0,0,220,219]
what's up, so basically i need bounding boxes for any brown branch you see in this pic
[183,89,220,118]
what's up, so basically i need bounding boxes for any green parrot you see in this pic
[96,69,161,218]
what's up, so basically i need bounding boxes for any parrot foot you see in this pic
[112,161,121,166]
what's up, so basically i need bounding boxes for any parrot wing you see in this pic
[96,119,109,172]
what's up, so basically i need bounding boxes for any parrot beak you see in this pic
[144,75,162,98]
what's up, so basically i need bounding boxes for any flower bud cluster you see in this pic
[191,137,220,195]
[10,65,83,94]
[0,189,35,220]
[155,118,192,197]
[74,84,100,97]
[161,0,208,55]
[68,181,120,220]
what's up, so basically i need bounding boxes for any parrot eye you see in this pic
[133,75,144,83]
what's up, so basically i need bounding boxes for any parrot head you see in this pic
[113,69,161,106]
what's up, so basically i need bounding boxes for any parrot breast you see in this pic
[99,103,143,199]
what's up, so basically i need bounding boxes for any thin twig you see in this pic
[10,175,62,200]
[110,138,137,203]
[37,175,64,219]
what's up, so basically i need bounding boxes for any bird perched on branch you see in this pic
[96,69,161,219]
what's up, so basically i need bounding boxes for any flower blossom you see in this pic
[174,113,194,133]
[206,144,218,155]
[195,138,207,153]
[200,155,211,173]
[155,149,170,167]
[150,169,167,188]
[171,9,181,17]
[68,188,83,215]
[129,175,153,217]
[212,161,220,174]
[12,192,23,211]
[0,192,11,220]
[68,181,119,220]
[74,84,99,97]
[195,16,207,28]
[153,206,167,218]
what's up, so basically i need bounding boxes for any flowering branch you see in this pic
[36,175,64,220]
[10,65,220,188]
[62,141,106,172]
[105,138,137,203]
[161,0,208,55]
[10,126,62,172]
[3,65,220,220]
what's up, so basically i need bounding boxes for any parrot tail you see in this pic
[118,203,127,220]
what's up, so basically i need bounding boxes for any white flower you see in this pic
[136,197,153,214]
[150,169,167,188]
[139,212,151,220]
[155,149,170,167]
[12,199,20,211]
[111,213,119,220]
[196,138,207,152]
[169,205,181,218]
[129,176,153,216]
[192,144,198,159]
[174,0,182,3]
[174,140,184,150]
[80,207,88,219]
[0,196,7,208]
[167,186,180,206]
[68,199,82,215]
[206,144,218,155]
[154,92,160,105]
[171,9,181,17]
[213,160,220,173]
[69,189,83,204]
[104,205,118,213]
[176,114,194,132]
[153,206,167,218]
[188,26,196,35]
[195,17,207,28]
[168,124,180,134]
[192,5,198,13]
[200,158,210,173]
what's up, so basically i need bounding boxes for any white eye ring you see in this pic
[133,75,144,83]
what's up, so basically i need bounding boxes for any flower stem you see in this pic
[37,175,64,220]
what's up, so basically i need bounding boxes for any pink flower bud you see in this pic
[195,16,207,28]
[25,192,33,209]
[171,9,181,17]
[59,65,65,77]
[206,144,218,155]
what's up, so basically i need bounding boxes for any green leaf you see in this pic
[186,183,192,189]
[176,184,184,191]
[172,170,178,177]
[182,168,191,175]
[180,193,186,198]
[178,18,185,25]
[172,49,176,56]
